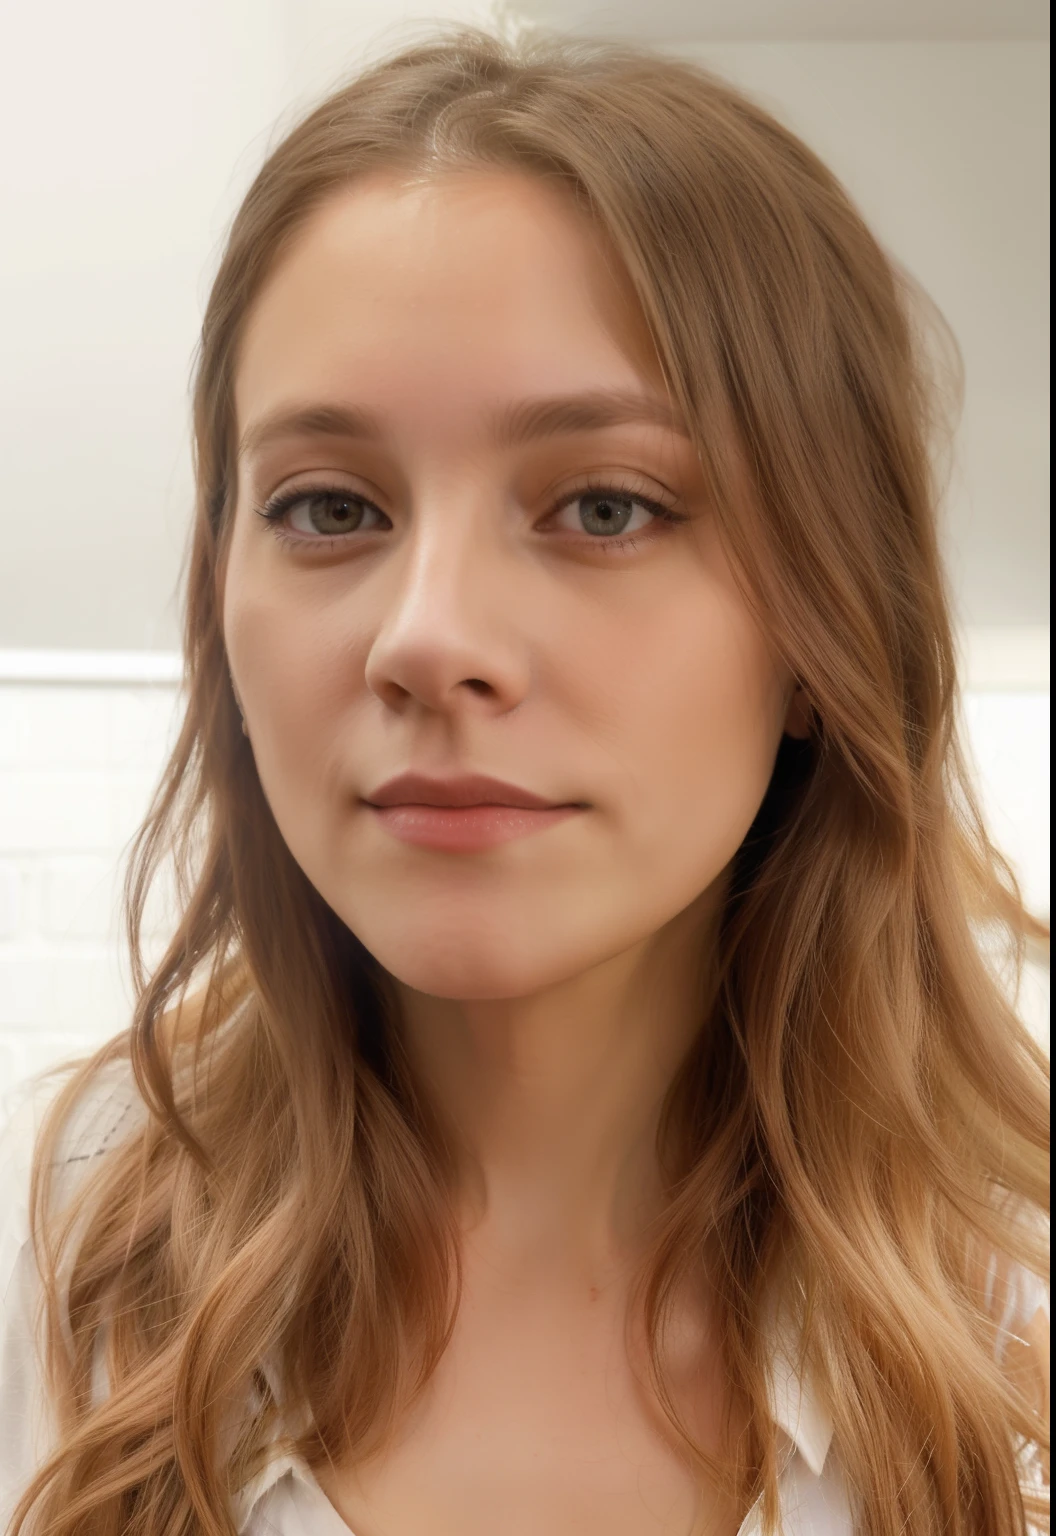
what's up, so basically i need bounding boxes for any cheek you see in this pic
[665,657,783,868]
[576,591,787,880]
[223,538,369,812]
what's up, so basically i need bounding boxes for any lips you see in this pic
[363,772,571,811]
[361,773,584,853]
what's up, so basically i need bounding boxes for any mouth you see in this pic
[362,772,587,853]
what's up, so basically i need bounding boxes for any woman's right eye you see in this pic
[260,489,390,538]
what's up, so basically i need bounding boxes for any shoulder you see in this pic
[971,1211,1050,1515]
[986,1242,1050,1421]
[0,1049,150,1271]
[1,1051,148,1214]
[968,1206,1050,1375]
[0,1051,148,1522]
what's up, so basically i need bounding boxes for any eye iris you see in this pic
[308,493,363,534]
[580,493,634,536]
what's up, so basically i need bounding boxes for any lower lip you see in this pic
[367,803,582,852]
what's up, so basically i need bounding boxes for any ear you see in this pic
[782,683,813,741]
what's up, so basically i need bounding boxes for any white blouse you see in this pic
[0,1061,1047,1536]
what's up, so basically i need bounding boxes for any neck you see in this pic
[392,887,722,1271]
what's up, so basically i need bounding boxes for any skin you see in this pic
[224,168,810,1536]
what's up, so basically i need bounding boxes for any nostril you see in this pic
[464,678,492,695]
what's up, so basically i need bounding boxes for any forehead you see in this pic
[234,167,663,428]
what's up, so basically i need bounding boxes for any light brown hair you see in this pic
[10,25,1049,1536]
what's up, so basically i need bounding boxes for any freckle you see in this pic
[589,1286,600,1301]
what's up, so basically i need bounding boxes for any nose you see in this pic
[363,500,530,719]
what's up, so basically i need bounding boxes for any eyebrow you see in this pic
[237,388,690,460]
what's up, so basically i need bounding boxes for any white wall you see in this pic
[679,40,1050,632]
[0,0,285,652]
[515,0,1051,43]
[0,673,181,1094]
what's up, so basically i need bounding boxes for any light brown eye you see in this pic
[257,484,390,541]
[291,492,368,535]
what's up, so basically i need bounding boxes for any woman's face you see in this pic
[224,168,800,1000]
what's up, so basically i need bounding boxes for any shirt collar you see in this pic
[232,1445,303,1532]
[230,1384,314,1532]
[763,1287,835,1477]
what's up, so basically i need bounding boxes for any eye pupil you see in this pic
[580,493,634,537]
[309,493,363,534]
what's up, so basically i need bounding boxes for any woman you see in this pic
[0,26,1048,1536]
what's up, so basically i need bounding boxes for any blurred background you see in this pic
[0,0,1049,1092]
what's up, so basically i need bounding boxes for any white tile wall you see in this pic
[0,679,182,1101]
[0,671,1049,1104]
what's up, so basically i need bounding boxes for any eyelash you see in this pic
[253,475,689,555]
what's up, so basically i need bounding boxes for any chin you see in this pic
[348,913,591,1003]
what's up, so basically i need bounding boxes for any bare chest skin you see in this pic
[314,1249,748,1536]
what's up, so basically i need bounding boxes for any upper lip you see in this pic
[364,773,572,810]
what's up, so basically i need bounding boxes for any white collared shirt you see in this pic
[1,1062,1046,1535]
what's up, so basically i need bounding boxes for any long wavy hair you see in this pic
[10,26,1049,1536]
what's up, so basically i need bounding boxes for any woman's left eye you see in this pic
[552,487,683,541]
